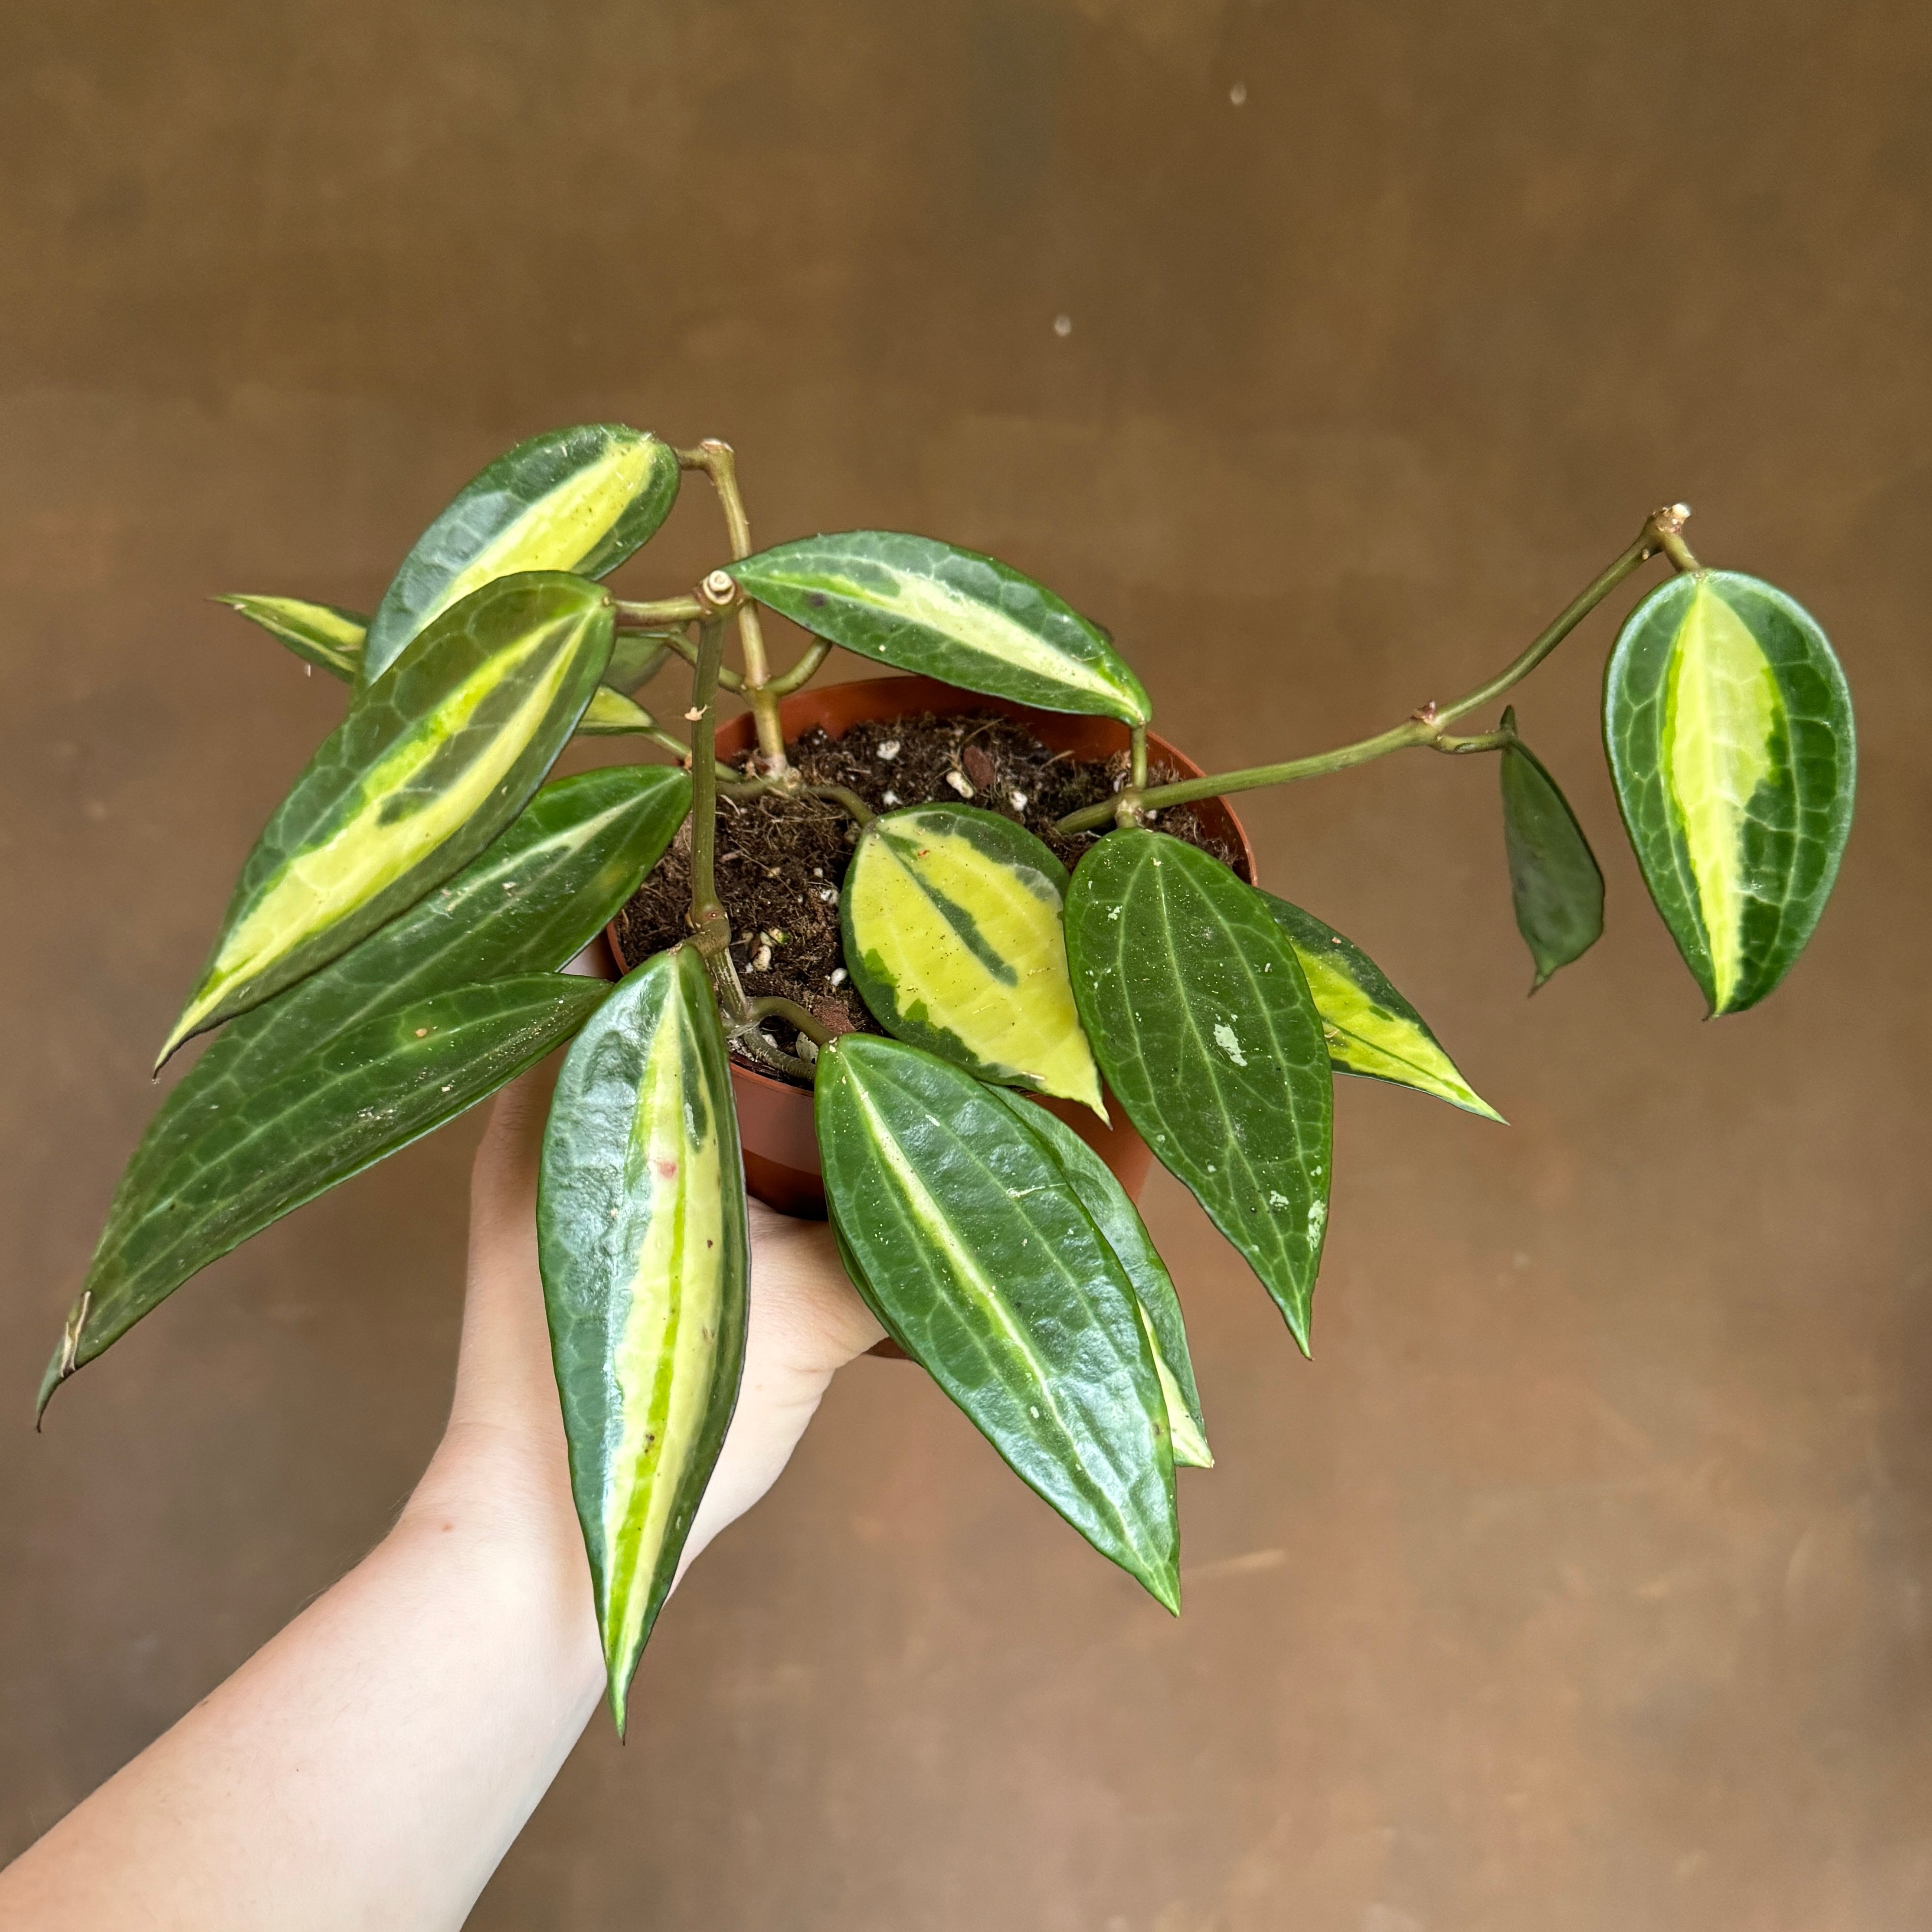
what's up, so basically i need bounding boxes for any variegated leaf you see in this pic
[43,976,611,1418]
[157,572,614,1066]
[1606,571,1854,1014]
[578,686,662,735]
[728,531,1150,724]
[362,424,679,684]
[986,1088,1212,1468]
[539,947,749,1733]
[842,803,1105,1116]
[815,1034,1178,1607]
[1259,894,1501,1121]
[218,594,369,681]
[1064,830,1333,1354]
[42,766,688,1416]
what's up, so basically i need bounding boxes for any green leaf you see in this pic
[604,631,673,693]
[1498,709,1605,992]
[42,768,687,1416]
[728,531,1151,725]
[1605,571,1854,1014]
[158,571,615,1066]
[539,947,749,1733]
[985,1088,1212,1468]
[218,595,368,681]
[841,803,1103,1115]
[362,424,680,684]
[1064,830,1333,1354]
[40,976,609,1419]
[1258,894,1502,1121]
[578,686,662,736]
[815,1034,1178,1607]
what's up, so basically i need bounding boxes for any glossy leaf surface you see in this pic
[42,769,686,1414]
[729,531,1150,724]
[1498,709,1605,991]
[816,1035,1178,1606]
[842,803,1103,1115]
[1065,831,1332,1353]
[539,948,748,1731]
[41,976,608,1418]
[1605,571,1854,1014]
[604,632,672,693]
[219,594,367,681]
[362,424,679,683]
[1260,894,1501,1121]
[578,686,661,735]
[159,572,614,1065]
[987,1088,1212,1468]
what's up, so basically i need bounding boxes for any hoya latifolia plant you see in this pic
[40,426,1856,1732]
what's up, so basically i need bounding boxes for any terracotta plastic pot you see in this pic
[606,673,1256,1219]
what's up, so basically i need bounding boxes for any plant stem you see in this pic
[616,596,704,626]
[685,612,731,961]
[766,640,834,695]
[1130,723,1149,789]
[681,441,788,773]
[1055,507,1683,837]
[716,774,875,826]
[657,625,745,691]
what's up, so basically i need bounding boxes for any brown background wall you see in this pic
[3,3,1928,1926]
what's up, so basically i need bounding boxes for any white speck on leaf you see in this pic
[1213,1021,1248,1066]
[1268,1190,1292,1209]
[1308,1200,1328,1241]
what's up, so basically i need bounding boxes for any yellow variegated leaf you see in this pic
[1260,893,1502,1121]
[218,594,369,681]
[841,803,1105,1117]
[578,685,660,735]
[1607,571,1855,1014]
[159,573,613,1064]
[362,424,680,684]
[539,946,748,1733]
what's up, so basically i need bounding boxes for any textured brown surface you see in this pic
[3,3,1929,1926]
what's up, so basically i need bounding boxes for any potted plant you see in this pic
[39,425,1856,1737]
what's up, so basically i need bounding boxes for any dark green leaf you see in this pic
[41,977,608,1418]
[1499,709,1605,991]
[985,1088,1212,1467]
[1604,571,1854,1014]
[539,948,748,1732]
[158,572,614,1065]
[604,632,673,694]
[41,769,685,1414]
[728,531,1151,724]
[1064,830,1333,1354]
[1260,894,1502,1120]
[218,595,368,681]
[362,424,679,684]
[815,1034,1178,1607]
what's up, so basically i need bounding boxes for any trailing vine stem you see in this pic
[1054,504,1698,837]
[684,607,732,968]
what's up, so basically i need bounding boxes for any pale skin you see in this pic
[0,1060,884,1930]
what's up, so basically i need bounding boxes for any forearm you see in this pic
[0,1437,603,1932]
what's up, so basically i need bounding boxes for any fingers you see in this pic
[743,1199,886,1373]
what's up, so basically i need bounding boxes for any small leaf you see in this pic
[40,976,609,1420]
[728,531,1151,725]
[1605,571,1854,1014]
[604,631,673,693]
[1499,709,1605,991]
[362,424,680,684]
[158,572,615,1065]
[841,803,1104,1116]
[578,686,662,736]
[985,1088,1212,1468]
[1259,895,1502,1121]
[1064,830,1333,1354]
[42,768,687,1414]
[219,595,368,681]
[539,948,748,1733]
[815,1034,1178,1607]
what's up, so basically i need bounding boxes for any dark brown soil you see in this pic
[611,710,1244,1083]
